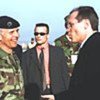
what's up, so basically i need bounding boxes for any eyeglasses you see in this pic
[67,22,77,28]
[68,20,81,28]
[34,32,47,36]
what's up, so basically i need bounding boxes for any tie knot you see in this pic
[41,48,43,52]
[41,47,44,51]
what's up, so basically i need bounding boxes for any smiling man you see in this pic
[0,16,24,100]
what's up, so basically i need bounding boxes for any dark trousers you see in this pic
[24,83,41,100]
[54,91,67,100]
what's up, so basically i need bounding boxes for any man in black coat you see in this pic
[65,6,100,100]
[22,23,70,100]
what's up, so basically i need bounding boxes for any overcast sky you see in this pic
[0,0,100,44]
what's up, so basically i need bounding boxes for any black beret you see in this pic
[0,16,20,29]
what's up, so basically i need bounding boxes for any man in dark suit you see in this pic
[22,23,70,100]
[65,6,100,100]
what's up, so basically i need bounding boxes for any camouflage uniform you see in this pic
[54,34,80,76]
[0,48,24,100]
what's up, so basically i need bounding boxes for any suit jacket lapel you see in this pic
[30,47,41,71]
[49,45,55,77]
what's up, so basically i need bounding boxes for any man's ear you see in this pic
[84,19,90,30]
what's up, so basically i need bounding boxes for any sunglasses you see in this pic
[34,32,47,36]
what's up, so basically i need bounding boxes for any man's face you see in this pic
[0,27,19,49]
[68,11,87,43]
[34,26,49,45]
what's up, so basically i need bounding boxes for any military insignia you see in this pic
[7,21,12,28]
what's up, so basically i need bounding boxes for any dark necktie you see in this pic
[39,49,46,91]
[39,49,44,66]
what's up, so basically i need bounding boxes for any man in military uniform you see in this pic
[0,16,24,100]
[54,15,80,76]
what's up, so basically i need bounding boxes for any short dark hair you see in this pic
[35,23,49,34]
[70,6,99,31]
